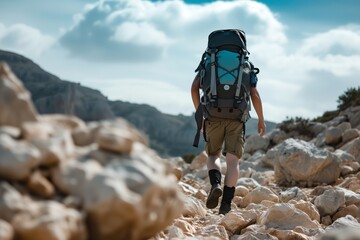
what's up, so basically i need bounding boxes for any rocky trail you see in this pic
[1,62,360,240]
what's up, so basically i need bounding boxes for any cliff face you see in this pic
[0,49,276,157]
[0,50,114,121]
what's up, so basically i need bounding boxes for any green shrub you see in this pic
[279,116,314,138]
[337,87,360,111]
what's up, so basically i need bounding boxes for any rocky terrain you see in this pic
[1,61,360,240]
[0,50,276,157]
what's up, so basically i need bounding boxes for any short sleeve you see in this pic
[250,72,258,88]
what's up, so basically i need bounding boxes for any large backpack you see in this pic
[193,29,259,147]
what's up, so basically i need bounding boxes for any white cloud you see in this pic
[112,22,170,46]
[0,23,54,58]
[298,25,360,56]
[254,23,360,121]
[60,0,284,62]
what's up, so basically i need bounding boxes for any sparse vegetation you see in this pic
[279,116,314,139]
[314,87,360,123]
[313,110,340,123]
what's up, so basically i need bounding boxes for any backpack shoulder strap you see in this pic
[234,52,251,102]
[195,51,206,72]
[209,48,218,105]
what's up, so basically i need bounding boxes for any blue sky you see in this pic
[0,0,359,122]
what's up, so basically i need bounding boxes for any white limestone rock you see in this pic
[0,134,41,181]
[314,189,345,216]
[272,139,341,186]
[341,137,360,161]
[242,186,279,207]
[0,219,13,240]
[12,201,87,240]
[244,135,270,154]
[325,127,343,145]
[279,187,307,202]
[258,203,321,230]
[0,63,38,127]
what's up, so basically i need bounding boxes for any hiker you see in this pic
[191,29,266,214]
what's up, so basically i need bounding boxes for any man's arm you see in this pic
[191,74,200,110]
[250,87,266,136]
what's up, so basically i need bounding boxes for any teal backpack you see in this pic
[193,29,259,147]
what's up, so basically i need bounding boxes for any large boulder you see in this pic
[258,203,321,230]
[0,63,38,127]
[270,138,341,186]
[83,142,184,240]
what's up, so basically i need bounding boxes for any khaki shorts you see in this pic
[204,117,244,159]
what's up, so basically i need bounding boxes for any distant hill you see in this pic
[0,50,276,156]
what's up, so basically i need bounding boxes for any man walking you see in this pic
[191,29,266,214]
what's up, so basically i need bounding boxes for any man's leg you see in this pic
[206,152,223,209]
[219,152,239,214]
[220,119,244,215]
[207,153,222,171]
[204,118,225,210]
[224,152,239,187]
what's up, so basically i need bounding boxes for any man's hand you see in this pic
[258,120,266,137]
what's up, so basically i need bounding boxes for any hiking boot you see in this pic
[218,185,235,215]
[206,169,222,209]
[206,183,223,209]
[219,202,231,215]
